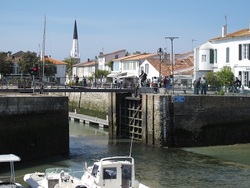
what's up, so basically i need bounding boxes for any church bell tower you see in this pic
[70,20,80,64]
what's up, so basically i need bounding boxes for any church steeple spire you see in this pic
[73,20,78,39]
[70,19,80,64]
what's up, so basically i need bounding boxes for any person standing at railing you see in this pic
[152,76,158,94]
[193,77,201,94]
[200,75,208,95]
[139,70,147,87]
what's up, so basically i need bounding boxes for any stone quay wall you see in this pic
[172,95,250,147]
[142,94,250,147]
[0,95,69,161]
[50,92,109,114]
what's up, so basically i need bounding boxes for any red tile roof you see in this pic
[210,28,250,41]
[44,57,67,65]
[147,56,193,76]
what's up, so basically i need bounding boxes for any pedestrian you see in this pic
[82,77,87,87]
[193,77,201,94]
[200,75,208,95]
[75,75,79,86]
[153,76,158,94]
[139,70,147,86]
[163,76,167,88]
[113,78,117,88]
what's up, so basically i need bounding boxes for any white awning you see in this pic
[0,154,21,162]
[107,72,127,78]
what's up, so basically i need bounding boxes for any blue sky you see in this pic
[1,0,250,61]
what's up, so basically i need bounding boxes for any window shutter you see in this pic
[239,44,242,60]
[210,49,214,64]
[226,47,229,63]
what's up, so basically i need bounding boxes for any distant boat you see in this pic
[0,154,23,188]
[23,167,83,188]
[81,156,149,188]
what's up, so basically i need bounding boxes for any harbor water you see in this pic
[4,120,250,187]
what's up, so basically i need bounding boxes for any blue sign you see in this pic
[174,96,185,103]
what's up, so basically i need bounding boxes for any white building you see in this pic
[44,57,67,84]
[98,49,126,71]
[194,25,250,86]
[72,50,127,84]
[110,53,158,78]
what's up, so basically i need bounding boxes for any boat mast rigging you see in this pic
[42,15,46,81]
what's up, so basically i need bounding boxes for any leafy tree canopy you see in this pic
[0,52,13,77]
[19,51,40,75]
[216,66,234,86]
[206,71,219,87]
[62,57,73,76]
[43,60,56,77]
[94,69,110,79]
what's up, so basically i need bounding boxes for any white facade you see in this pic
[140,59,158,81]
[194,42,214,80]
[98,50,126,71]
[55,64,67,84]
[194,28,250,86]
[111,54,157,78]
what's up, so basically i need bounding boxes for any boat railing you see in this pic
[0,176,11,183]
[100,156,134,164]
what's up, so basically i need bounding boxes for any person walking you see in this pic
[152,76,158,94]
[193,77,201,94]
[200,75,208,95]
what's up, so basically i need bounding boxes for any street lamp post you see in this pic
[157,47,164,78]
[165,37,178,94]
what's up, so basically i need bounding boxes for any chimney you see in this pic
[222,25,227,37]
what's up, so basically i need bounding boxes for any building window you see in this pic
[145,64,149,74]
[140,66,144,73]
[113,61,119,71]
[243,44,249,60]
[214,49,217,63]
[239,44,250,60]
[202,55,206,62]
[226,47,230,63]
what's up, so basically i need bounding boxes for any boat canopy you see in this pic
[0,154,20,162]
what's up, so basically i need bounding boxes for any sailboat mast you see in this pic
[42,16,46,80]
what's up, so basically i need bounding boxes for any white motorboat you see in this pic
[81,156,149,188]
[23,167,83,188]
[0,154,23,188]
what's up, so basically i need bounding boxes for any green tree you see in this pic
[18,51,40,75]
[206,71,219,87]
[43,60,56,78]
[93,69,110,83]
[216,66,234,87]
[62,57,73,77]
[0,52,13,77]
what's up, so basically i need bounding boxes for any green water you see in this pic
[2,121,250,188]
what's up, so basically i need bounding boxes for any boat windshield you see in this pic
[91,165,99,177]
[45,168,72,176]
